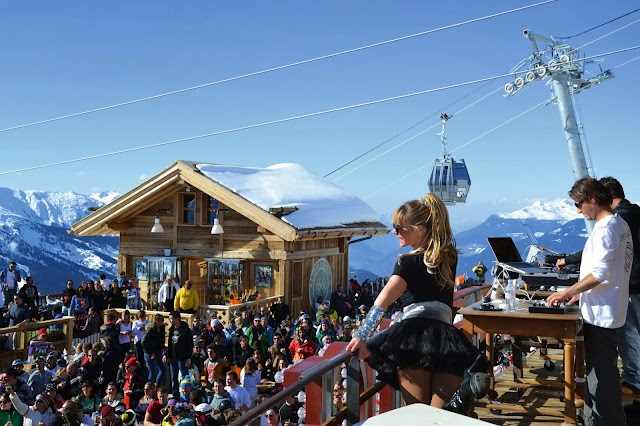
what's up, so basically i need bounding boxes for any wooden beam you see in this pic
[71,171,182,236]
[106,222,129,231]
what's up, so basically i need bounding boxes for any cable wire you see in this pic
[0,44,637,178]
[323,80,500,178]
[362,99,551,199]
[326,14,640,181]
[555,7,640,39]
[0,1,557,135]
[330,86,503,182]
[0,71,525,177]
[361,46,640,200]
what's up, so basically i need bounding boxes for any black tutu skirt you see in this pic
[365,317,480,389]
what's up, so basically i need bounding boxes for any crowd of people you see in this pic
[0,258,387,426]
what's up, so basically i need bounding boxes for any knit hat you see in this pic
[101,405,115,417]
[180,379,192,388]
[167,398,178,406]
[321,319,330,326]
[38,328,48,336]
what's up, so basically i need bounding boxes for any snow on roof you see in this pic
[196,163,380,229]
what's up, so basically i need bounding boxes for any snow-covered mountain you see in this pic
[349,199,588,279]
[0,188,119,295]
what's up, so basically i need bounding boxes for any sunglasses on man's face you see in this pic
[265,413,275,418]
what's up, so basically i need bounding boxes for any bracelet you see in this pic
[352,305,385,342]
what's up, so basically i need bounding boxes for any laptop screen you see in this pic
[521,223,539,246]
[487,237,523,262]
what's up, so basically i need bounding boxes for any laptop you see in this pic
[521,223,565,256]
[487,237,552,276]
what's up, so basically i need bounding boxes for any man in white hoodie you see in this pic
[7,386,55,426]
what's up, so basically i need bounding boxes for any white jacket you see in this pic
[158,281,180,303]
[9,393,56,426]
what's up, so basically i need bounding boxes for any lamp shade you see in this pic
[151,216,164,233]
[210,218,224,235]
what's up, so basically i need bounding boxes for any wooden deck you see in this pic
[474,346,635,425]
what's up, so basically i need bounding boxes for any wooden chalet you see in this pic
[69,160,388,315]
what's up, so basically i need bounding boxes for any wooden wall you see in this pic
[116,189,350,313]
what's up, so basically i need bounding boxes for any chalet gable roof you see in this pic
[70,160,388,240]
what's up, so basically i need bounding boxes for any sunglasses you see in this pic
[574,199,587,209]
[265,413,275,418]
[0,400,9,403]
[392,224,407,233]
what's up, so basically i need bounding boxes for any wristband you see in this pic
[352,305,384,342]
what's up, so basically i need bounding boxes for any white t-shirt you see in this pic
[225,384,252,411]
[132,319,149,343]
[119,322,132,345]
[580,214,633,329]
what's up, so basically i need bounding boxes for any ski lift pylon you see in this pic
[427,113,471,205]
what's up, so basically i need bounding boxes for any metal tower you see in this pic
[504,29,614,231]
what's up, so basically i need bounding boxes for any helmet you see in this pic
[195,403,212,415]
[217,398,234,412]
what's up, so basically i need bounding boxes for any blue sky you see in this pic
[1,1,639,231]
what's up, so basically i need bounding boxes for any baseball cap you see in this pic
[12,359,24,367]
[125,357,139,367]
[46,351,59,360]
[343,316,352,322]
[195,403,213,414]
[358,305,367,311]
[211,318,221,327]
[36,356,46,364]
[167,398,178,406]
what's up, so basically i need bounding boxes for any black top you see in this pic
[392,253,455,308]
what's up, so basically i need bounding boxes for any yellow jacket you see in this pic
[174,287,200,311]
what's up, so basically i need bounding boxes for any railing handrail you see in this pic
[1,315,75,334]
[227,349,358,426]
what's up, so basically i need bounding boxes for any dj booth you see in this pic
[496,261,579,289]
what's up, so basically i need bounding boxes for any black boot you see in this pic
[443,372,490,415]
[443,355,491,416]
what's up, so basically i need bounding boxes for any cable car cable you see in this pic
[554,7,640,39]
[0,1,556,136]
[0,47,637,178]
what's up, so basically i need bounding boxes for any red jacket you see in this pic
[289,337,317,361]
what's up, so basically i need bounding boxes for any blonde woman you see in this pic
[346,193,489,415]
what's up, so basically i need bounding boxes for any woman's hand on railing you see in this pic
[346,337,370,361]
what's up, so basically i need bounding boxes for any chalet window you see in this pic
[179,193,196,224]
[203,195,221,225]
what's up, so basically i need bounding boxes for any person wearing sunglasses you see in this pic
[0,391,23,426]
[546,177,635,425]
[264,408,282,426]
[5,385,54,426]
[346,193,489,416]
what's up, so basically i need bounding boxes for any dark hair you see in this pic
[169,310,181,319]
[156,385,167,394]
[599,176,625,200]
[569,178,612,207]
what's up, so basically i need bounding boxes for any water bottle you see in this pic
[505,279,517,312]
